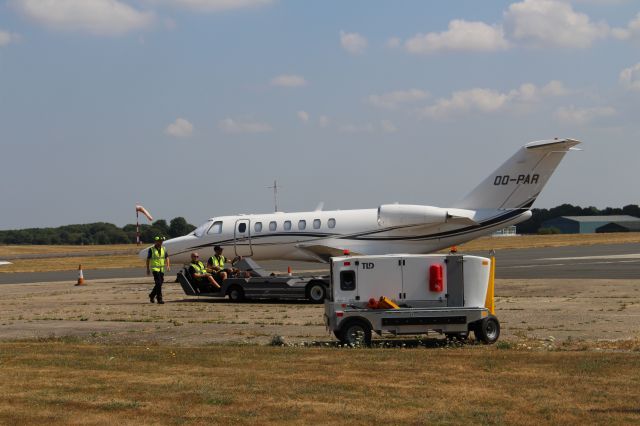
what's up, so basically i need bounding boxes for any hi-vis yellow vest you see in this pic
[211,255,226,268]
[149,247,166,272]
[191,261,206,278]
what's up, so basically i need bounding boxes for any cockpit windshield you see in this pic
[193,220,213,237]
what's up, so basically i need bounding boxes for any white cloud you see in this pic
[611,13,640,40]
[297,110,309,123]
[541,80,570,96]
[420,81,568,119]
[503,0,609,48]
[218,118,272,134]
[12,0,153,36]
[340,30,367,55]
[405,20,510,54]
[619,63,640,91]
[0,30,20,46]
[367,89,430,109]
[270,74,307,88]
[380,120,397,133]
[422,88,510,119]
[554,105,615,124]
[162,0,274,12]
[318,115,330,127]
[165,118,194,138]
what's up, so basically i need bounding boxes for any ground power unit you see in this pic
[324,253,500,345]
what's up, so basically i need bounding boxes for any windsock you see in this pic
[136,205,153,221]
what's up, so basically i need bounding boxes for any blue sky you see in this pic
[1,0,639,230]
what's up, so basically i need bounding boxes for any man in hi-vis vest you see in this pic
[146,236,170,304]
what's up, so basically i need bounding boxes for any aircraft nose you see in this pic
[163,235,200,259]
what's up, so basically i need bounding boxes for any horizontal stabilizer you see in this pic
[525,138,580,150]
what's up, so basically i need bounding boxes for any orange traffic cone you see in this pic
[75,264,85,286]
[287,266,292,276]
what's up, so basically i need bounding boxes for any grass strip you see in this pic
[0,341,639,424]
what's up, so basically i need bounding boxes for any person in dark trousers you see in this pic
[146,236,170,304]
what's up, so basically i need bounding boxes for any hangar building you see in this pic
[541,215,640,234]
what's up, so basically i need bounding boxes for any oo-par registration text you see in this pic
[493,174,539,186]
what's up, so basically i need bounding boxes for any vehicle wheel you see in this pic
[339,320,372,347]
[306,282,326,304]
[474,316,500,344]
[227,285,245,302]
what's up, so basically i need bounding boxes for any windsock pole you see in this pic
[136,210,140,246]
[75,264,85,286]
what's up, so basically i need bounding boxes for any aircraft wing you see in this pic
[296,244,361,263]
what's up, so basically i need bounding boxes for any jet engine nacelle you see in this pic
[377,204,478,228]
[377,204,449,227]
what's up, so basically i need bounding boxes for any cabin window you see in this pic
[238,223,246,233]
[208,221,223,234]
[269,221,277,231]
[254,222,262,232]
[284,220,291,231]
[328,218,336,228]
[313,219,321,229]
[340,270,356,291]
[298,220,306,230]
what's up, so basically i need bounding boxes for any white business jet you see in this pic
[143,138,580,264]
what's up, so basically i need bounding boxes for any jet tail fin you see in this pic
[453,138,580,210]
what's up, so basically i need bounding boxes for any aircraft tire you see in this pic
[474,316,500,344]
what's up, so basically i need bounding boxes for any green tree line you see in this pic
[0,217,196,245]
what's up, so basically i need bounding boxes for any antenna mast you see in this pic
[266,179,280,212]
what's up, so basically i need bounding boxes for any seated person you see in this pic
[207,245,241,281]
[188,252,221,291]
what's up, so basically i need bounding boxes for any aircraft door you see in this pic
[234,219,253,257]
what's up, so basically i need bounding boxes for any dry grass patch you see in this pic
[0,341,639,424]
[0,244,138,257]
[1,255,141,273]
